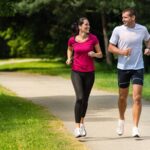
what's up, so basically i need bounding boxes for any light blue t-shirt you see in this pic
[109,24,150,70]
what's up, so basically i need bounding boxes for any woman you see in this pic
[66,17,103,138]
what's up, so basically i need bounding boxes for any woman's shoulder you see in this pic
[89,33,98,41]
[68,36,75,42]
[89,33,98,38]
[68,36,75,46]
[89,33,96,37]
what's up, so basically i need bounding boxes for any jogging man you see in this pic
[108,8,150,137]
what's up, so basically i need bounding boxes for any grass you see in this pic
[0,58,149,100]
[0,86,88,150]
[0,59,71,78]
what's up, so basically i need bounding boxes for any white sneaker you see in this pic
[132,127,140,137]
[74,128,81,138]
[80,124,87,137]
[116,119,125,136]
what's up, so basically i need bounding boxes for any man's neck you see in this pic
[127,22,136,28]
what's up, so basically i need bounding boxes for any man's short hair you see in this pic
[122,8,136,17]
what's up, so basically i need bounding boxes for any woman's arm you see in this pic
[88,43,103,58]
[66,46,73,65]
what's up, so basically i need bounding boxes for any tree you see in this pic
[81,0,137,65]
[0,0,149,69]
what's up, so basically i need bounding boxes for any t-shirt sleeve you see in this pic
[109,27,119,45]
[68,37,74,47]
[143,27,150,41]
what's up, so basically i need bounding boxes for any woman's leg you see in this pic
[71,71,84,127]
[81,72,95,122]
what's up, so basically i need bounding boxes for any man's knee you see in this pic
[133,95,142,105]
[119,94,127,102]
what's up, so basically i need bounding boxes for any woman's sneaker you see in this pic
[80,124,87,137]
[132,127,140,137]
[116,119,125,136]
[74,128,81,138]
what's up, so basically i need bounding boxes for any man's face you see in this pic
[122,11,135,27]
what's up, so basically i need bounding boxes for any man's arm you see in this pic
[144,39,150,56]
[108,43,131,56]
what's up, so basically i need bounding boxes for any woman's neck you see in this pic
[78,32,88,39]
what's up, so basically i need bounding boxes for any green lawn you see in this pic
[0,58,149,100]
[0,86,88,150]
[0,59,70,77]
[0,58,149,149]
[95,62,150,100]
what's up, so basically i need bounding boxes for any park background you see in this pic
[0,0,150,150]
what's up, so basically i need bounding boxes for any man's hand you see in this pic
[121,48,132,56]
[144,48,150,56]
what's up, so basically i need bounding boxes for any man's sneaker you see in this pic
[132,127,140,137]
[116,119,125,136]
[74,128,81,138]
[80,124,87,137]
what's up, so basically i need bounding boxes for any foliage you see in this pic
[0,0,149,67]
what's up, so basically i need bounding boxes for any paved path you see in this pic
[0,72,150,150]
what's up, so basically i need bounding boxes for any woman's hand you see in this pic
[88,51,103,58]
[88,51,95,57]
[66,58,72,65]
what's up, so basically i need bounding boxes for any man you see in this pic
[108,8,150,137]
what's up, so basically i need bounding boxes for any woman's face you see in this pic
[79,19,90,33]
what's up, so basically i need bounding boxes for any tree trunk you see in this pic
[101,12,112,65]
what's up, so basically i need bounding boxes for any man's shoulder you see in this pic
[135,23,147,30]
[113,25,124,31]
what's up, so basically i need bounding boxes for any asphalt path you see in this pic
[0,72,150,150]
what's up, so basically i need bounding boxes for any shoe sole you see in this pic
[81,134,87,137]
[133,135,140,138]
[75,135,81,138]
[118,133,123,136]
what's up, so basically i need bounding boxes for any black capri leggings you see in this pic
[71,70,95,123]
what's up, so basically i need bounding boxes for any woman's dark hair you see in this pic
[71,17,88,36]
[71,22,78,36]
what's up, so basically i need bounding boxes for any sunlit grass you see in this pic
[0,86,88,150]
[0,59,149,100]
[0,59,71,78]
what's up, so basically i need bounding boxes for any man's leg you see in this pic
[117,87,129,135]
[118,88,129,120]
[131,84,142,137]
[117,69,130,135]
[132,84,142,127]
[131,69,143,137]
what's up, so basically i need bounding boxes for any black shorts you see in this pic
[118,69,144,88]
